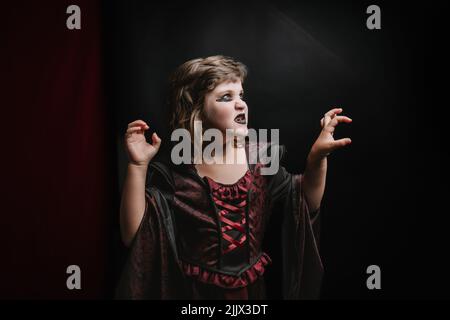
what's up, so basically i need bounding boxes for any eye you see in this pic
[218,94,232,102]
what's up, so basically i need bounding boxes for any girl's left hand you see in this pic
[310,108,352,159]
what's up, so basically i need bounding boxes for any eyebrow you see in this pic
[217,89,244,95]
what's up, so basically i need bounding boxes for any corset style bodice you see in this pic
[172,164,272,289]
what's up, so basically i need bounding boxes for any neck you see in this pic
[202,138,247,166]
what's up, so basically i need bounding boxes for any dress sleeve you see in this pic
[280,173,323,299]
[115,188,187,299]
[115,191,160,299]
[263,144,323,299]
[265,144,320,225]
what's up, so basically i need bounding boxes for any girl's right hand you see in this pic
[124,120,161,167]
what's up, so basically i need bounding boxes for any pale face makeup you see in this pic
[202,80,249,140]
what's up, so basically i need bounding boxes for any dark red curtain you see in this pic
[2,1,115,298]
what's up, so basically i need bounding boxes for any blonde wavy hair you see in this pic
[167,55,248,136]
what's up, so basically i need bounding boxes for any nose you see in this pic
[235,99,246,111]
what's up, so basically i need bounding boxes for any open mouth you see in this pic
[234,113,247,124]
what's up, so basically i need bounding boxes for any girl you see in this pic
[116,55,352,299]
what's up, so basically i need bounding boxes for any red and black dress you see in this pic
[179,167,272,299]
[116,142,323,300]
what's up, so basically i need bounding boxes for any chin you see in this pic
[222,123,248,139]
[234,126,248,137]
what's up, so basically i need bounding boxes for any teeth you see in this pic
[234,114,246,124]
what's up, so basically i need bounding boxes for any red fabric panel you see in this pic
[2,2,113,298]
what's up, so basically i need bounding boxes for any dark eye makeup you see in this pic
[217,93,244,101]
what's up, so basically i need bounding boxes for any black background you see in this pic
[1,0,443,300]
[103,0,442,299]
